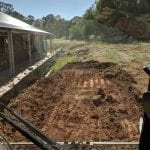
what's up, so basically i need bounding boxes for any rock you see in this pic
[93,95,105,107]
[28,67,33,70]
[109,108,116,114]
[106,95,115,103]
[91,112,99,120]
[109,117,115,122]
[97,88,105,98]
[118,109,128,114]
[104,73,116,79]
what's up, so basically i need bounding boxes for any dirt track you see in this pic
[0,61,143,142]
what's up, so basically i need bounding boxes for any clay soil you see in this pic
[0,61,143,142]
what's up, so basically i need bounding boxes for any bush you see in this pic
[69,19,131,43]
[51,56,79,72]
[69,19,101,40]
[69,25,84,40]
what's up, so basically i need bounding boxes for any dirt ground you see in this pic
[0,61,143,142]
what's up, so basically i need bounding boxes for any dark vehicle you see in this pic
[139,66,150,150]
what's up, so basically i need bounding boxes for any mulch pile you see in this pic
[0,61,143,142]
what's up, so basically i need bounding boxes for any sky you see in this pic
[3,0,95,20]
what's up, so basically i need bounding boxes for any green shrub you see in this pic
[52,56,79,72]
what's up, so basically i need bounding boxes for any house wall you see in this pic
[12,33,46,71]
[0,32,9,71]
[31,34,41,60]
[0,31,47,71]
[0,53,9,70]
[13,33,29,65]
[0,29,52,86]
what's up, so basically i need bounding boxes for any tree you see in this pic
[84,4,95,20]
[11,11,26,21]
[70,16,81,24]
[34,19,43,29]
[83,20,100,39]
[26,15,35,25]
[0,1,14,14]
[96,0,150,16]
[69,25,84,40]
[42,14,55,25]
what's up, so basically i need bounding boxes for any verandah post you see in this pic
[8,30,15,76]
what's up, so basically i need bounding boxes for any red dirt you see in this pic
[0,61,143,142]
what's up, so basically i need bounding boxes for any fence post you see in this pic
[8,30,15,76]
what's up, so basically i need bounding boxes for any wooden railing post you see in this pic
[28,33,32,64]
[8,30,15,76]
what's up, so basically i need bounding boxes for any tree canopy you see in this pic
[0,0,150,41]
[0,1,71,38]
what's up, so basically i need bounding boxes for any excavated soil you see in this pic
[0,61,143,142]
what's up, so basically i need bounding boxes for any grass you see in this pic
[51,56,80,72]
[127,51,150,63]
[54,39,86,52]
[102,50,123,64]
[52,39,149,72]
[53,39,150,63]
[49,39,83,73]
[135,56,150,63]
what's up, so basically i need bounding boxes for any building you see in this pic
[0,12,53,85]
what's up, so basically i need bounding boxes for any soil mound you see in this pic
[0,61,143,142]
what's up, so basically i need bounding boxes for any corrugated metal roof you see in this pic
[0,12,51,34]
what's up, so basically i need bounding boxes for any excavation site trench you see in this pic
[0,61,143,142]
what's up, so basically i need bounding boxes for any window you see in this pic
[0,36,5,53]
[22,34,28,50]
